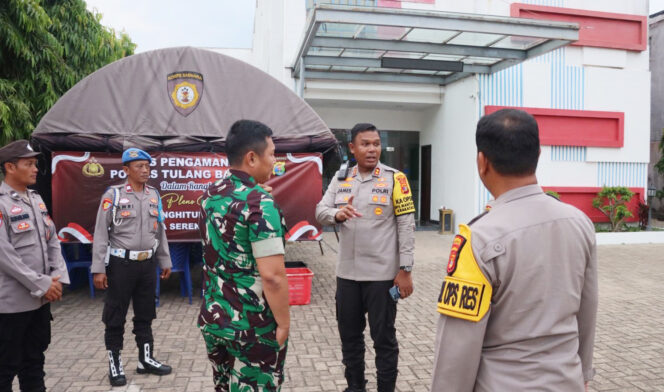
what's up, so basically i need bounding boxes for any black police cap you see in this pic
[0,140,41,164]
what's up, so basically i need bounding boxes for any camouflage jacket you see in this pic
[198,169,287,342]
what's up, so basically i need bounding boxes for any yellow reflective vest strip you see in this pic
[437,224,492,322]
[392,172,415,216]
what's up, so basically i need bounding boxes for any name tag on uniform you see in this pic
[371,188,389,195]
[10,213,29,222]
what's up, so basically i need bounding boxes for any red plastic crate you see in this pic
[286,267,314,305]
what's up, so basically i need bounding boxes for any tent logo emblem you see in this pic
[82,157,104,177]
[273,162,286,176]
[167,71,204,117]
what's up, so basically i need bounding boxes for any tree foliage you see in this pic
[592,186,635,232]
[0,0,135,145]
[657,134,664,176]
[657,134,664,203]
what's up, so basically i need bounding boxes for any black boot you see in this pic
[107,350,127,386]
[344,377,367,392]
[377,378,396,392]
[136,342,172,376]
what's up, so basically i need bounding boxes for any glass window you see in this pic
[318,23,363,38]
[447,32,505,47]
[358,25,409,40]
[403,28,460,44]
[308,47,344,57]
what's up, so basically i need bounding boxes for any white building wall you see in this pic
[421,77,479,226]
[311,106,426,132]
[214,0,650,225]
[473,0,650,207]
[214,0,306,88]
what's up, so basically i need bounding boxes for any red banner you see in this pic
[51,152,323,243]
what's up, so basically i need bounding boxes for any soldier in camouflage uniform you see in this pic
[198,120,290,392]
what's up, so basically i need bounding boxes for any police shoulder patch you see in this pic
[102,198,113,211]
[447,234,466,275]
[392,172,415,216]
[437,224,492,322]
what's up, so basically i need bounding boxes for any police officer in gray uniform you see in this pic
[431,109,597,391]
[91,148,172,386]
[0,140,70,392]
[316,123,416,392]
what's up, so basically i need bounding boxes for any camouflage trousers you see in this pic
[202,330,288,392]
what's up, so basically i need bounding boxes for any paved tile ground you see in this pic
[14,231,664,391]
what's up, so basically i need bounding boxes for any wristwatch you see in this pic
[399,265,412,272]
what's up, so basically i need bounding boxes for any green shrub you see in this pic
[592,186,634,232]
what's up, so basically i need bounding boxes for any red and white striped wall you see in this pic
[472,1,649,222]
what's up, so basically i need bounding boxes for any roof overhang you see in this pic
[292,5,579,86]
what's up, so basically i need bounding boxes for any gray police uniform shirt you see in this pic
[0,182,70,313]
[316,163,415,281]
[431,184,597,392]
[91,182,171,274]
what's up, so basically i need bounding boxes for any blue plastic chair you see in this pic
[61,243,95,298]
[156,243,193,306]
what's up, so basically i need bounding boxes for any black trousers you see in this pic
[103,256,157,352]
[0,304,52,392]
[336,278,399,385]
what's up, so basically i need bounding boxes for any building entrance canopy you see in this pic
[293,5,579,85]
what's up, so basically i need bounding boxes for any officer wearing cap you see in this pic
[0,140,70,391]
[431,109,597,391]
[91,148,172,386]
[316,123,416,392]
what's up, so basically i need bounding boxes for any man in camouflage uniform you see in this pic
[199,120,290,392]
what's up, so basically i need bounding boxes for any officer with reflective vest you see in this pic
[0,140,70,391]
[316,123,416,392]
[91,148,172,386]
[431,109,597,391]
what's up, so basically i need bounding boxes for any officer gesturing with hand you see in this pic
[334,195,363,222]
[317,123,416,392]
